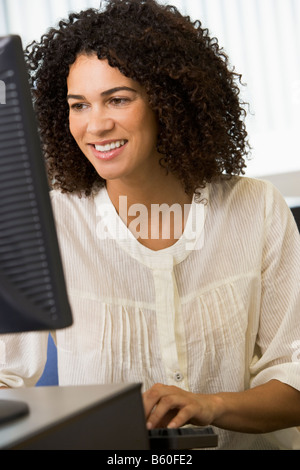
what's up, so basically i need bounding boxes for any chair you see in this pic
[291,206,300,232]
[36,334,58,386]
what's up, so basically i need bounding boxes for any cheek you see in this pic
[135,108,158,141]
[69,117,82,142]
[143,113,158,145]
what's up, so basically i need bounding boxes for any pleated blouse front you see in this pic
[51,176,300,449]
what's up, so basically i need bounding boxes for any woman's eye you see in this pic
[70,103,87,111]
[110,97,130,106]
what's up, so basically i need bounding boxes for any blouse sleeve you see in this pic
[0,331,49,387]
[250,181,300,391]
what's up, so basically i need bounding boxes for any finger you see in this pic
[142,383,172,420]
[146,392,188,429]
[167,405,196,429]
[148,408,178,429]
[168,401,215,429]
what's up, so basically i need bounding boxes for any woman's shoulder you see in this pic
[208,175,292,228]
[49,187,102,221]
[50,187,100,206]
[208,175,282,205]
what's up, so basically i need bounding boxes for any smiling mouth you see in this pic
[93,139,127,152]
[90,139,128,161]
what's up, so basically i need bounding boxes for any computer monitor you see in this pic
[0,35,73,421]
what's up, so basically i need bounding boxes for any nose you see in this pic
[86,107,115,135]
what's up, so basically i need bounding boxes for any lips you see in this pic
[94,139,127,152]
[90,139,128,161]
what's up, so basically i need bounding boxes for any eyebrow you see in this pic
[67,86,137,101]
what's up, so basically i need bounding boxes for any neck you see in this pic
[106,170,192,209]
[105,172,193,251]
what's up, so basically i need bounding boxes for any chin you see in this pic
[95,169,125,182]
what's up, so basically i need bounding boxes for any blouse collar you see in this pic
[94,186,208,270]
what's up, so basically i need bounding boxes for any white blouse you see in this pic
[1,176,300,450]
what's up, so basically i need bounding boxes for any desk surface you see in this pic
[0,384,150,449]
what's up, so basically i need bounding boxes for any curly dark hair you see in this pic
[25,0,249,196]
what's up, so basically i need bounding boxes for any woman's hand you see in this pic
[143,380,300,433]
[142,383,223,430]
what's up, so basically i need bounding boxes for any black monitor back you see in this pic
[0,35,72,333]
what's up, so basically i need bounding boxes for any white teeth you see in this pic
[95,140,126,152]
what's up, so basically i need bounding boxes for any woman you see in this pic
[1,0,300,449]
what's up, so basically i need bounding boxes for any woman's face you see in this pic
[67,53,161,184]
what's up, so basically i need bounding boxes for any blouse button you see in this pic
[174,372,184,382]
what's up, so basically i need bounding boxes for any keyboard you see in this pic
[148,426,218,449]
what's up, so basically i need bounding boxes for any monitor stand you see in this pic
[0,399,29,424]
